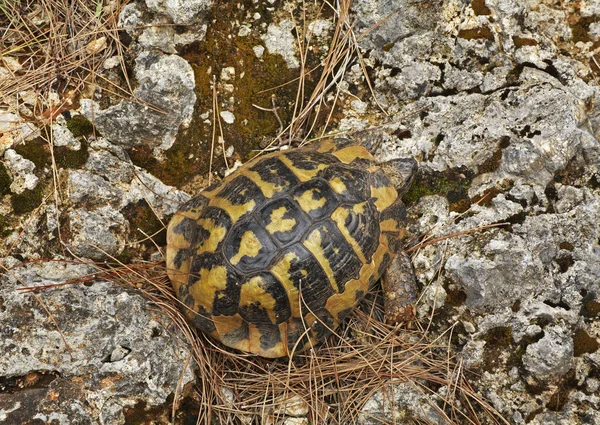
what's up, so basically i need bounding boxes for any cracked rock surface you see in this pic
[1,0,600,424]
[0,261,194,424]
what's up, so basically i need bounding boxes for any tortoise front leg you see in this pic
[382,251,418,324]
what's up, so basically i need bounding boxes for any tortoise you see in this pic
[166,136,418,357]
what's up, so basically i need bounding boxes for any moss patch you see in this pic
[54,141,89,169]
[0,162,11,195]
[573,328,599,356]
[458,27,494,41]
[66,115,95,137]
[402,167,473,212]
[11,185,44,214]
[13,138,50,168]
[471,0,491,15]
[121,200,167,257]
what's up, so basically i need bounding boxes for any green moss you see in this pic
[0,162,11,196]
[54,141,89,169]
[66,115,95,137]
[11,185,43,214]
[13,138,50,168]
[513,36,538,47]
[402,168,473,212]
[122,200,167,254]
[583,299,600,318]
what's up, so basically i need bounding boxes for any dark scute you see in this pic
[377,252,392,279]
[257,323,283,350]
[198,206,232,235]
[284,150,340,171]
[340,200,380,262]
[179,195,209,213]
[336,307,353,324]
[258,197,311,247]
[291,178,339,220]
[188,252,224,284]
[221,321,249,347]
[277,244,335,313]
[369,169,393,189]
[212,267,243,316]
[238,272,291,324]
[310,309,336,341]
[379,197,408,253]
[355,290,365,302]
[250,156,300,194]
[287,317,312,352]
[225,216,278,274]
[320,164,371,203]
[216,175,265,210]
[306,220,363,292]
[172,246,192,270]
[190,305,217,334]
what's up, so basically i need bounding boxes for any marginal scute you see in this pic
[165,141,413,357]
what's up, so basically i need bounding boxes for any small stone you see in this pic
[276,395,309,417]
[221,67,235,82]
[262,20,299,68]
[253,45,265,58]
[220,111,235,124]
[238,25,251,37]
[52,123,81,150]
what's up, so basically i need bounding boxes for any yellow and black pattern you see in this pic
[166,139,408,357]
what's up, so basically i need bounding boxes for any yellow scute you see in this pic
[333,146,373,164]
[189,266,228,312]
[265,206,296,234]
[371,185,398,211]
[230,230,263,265]
[295,189,326,213]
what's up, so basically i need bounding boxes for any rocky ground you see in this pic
[1,0,599,424]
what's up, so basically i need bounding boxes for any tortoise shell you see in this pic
[166,139,408,357]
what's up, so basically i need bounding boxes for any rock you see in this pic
[145,0,212,26]
[262,20,300,69]
[68,170,123,206]
[3,149,38,194]
[359,383,447,425]
[53,123,82,150]
[522,326,574,383]
[67,206,128,260]
[0,112,39,154]
[118,2,208,53]
[80,51,196,155]
[0,261,195,424]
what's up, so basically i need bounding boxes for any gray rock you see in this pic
[118,2,208,53]
[145,0,212,26]
[360,383,447,425]
[262,20,300,69]
[3,149,38,194]
[0,261,194,424]
[522,326,574,382]
[68,170,123,206]
[80,51,196,154]
[67,206,128,260]
[52,123,81,150]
